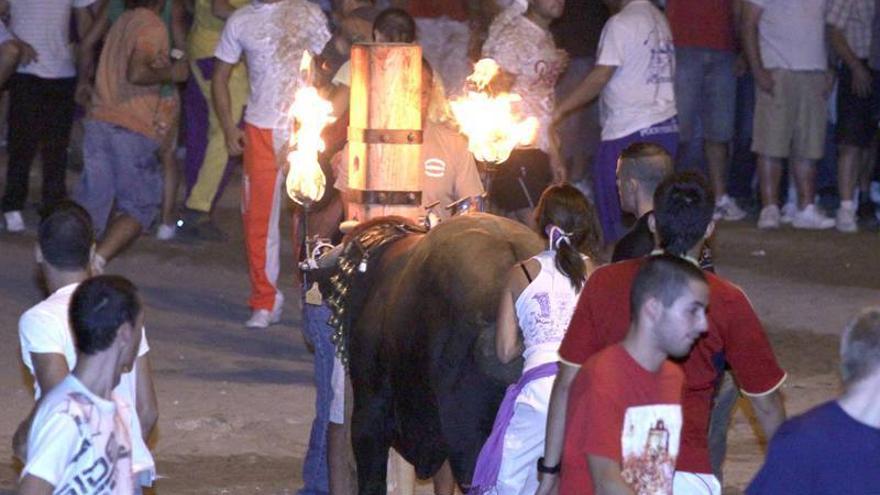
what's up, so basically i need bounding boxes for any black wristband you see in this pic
[537,457,561,474]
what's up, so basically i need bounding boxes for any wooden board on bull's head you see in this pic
[347,43,423,221]
[337,213,543,493]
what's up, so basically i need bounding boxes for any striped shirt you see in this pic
[826,0,875,59]
[10,0,96,79]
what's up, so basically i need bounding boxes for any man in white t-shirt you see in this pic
[213,0,331,328]
[13,202,157,490]
[554,0,678,244]
[1,0,95,233]
[20,276,146,495]
[743,0,835,230]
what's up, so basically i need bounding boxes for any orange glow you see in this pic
[285,52,336,206]
[450,58,538,164]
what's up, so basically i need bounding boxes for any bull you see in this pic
[322,213,543,494]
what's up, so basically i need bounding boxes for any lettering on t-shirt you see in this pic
[620,404,682,495]
[424,158,447,178]
[54,393,131,494]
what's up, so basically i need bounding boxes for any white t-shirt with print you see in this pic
[595,0,677,140]
[482,7,568,153]
[23,375,135,494]
[747,0,828,71]
[18,283,154,484]
[214,0,331,130]
[10,0,97,79]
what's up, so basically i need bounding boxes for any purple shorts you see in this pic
[593,117,679,243]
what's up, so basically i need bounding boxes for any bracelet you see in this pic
[536,457,561,475]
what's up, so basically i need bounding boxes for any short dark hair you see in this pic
[841,307,880,386]
[125,0,163,9]
[373,8,416,43]
[653,172,715,256]
[617,142,673,193]
[70,276,141,355]
[630,254,707,323]
[38,201,94,271]
[534,184,602,291]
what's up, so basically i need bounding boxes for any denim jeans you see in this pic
[299,302,335,495]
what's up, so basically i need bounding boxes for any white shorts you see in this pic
[673,471,721,495]
[329,355,345,424]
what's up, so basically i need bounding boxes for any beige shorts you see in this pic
[752,69,828,161]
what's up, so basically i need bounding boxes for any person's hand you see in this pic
[851,64,872,99]
[754,67,775,95]
[74,81,92,107]
[535,472,559,495]
[16,40,38,66]
[224,126,245,156]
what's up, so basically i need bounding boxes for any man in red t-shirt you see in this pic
[560,254,709,494]
[536,172,786,495]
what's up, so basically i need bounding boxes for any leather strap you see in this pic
[345,189,422,206]
[348,127,423,144]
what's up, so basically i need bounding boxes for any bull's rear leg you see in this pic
[352,386,394,495]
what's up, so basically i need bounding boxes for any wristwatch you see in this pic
[537,457,561,475]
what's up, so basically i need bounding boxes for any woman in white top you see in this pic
[470,184,601,495]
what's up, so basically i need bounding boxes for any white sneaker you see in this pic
[758,205,781,229]
[245,294,284,328]
[4,210,25,232]
[156,223,176,240]
[792,204,835,230]
[836,201,858,233]
[713,195,747,221]
[780,202,797,224]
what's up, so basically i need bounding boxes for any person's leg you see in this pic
[837,145,861,202]
[493,377,554,495]
[431,461,455,495]
[790,71,835,229]
[158,104,181,233]
[328,357,356,495]
[39,77,77,215]
[242,124,284,320]
[185,59,246,214]
[728,73,757,204]
[182,58,211,196]
[2,74,43,216]
[704,50,742,219]
[673,47,703,173]
[299,302,336,495]
[751,69,792,228]
[99,126,163,261]
[593,138,628,244]
[74,120,117,238]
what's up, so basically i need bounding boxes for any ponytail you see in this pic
[555,240,586,292]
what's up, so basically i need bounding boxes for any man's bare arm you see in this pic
[127,46,189,86]
[553,65,616,122]
[18,475,54,495]
[211,0,237,20]
[741,1,774,94]
[748,389,785,442]
[135,353,159,442]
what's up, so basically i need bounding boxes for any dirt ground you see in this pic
[0,161,878,495]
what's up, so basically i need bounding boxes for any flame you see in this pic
[450,58,538,164]
[285,52,336,206]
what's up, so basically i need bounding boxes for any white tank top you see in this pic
[514,250,584,370]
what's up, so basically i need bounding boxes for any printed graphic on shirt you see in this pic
[645,26,674,86]
[424,158,447,178]
[620,404,682,495]
[57,393,132,494]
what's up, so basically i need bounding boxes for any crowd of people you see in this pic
[3,0,880,494]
